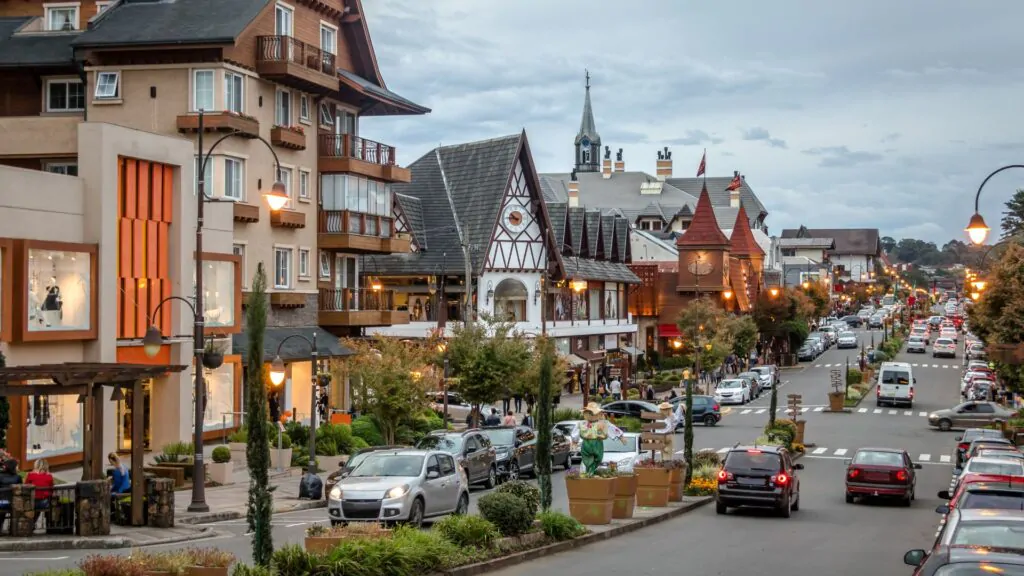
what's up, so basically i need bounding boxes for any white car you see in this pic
[715,379,751,405]
[954,456,1024,491]
[940,328,958,343]
[906,336,927,353]
[876,362,914,408]
[554,420,585,463]
[933,337,957,358]
[837,331,858,349]
[600,433,647,472]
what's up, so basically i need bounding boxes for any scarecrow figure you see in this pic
[579,402,625,475]
[655,401,678,460]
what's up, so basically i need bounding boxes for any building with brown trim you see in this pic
[0,0,429,430]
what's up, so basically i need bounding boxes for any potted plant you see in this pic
[183,548,235,576]
[564,467,615,525]
[315,435,346,472]
[227,426,247,455]
[209,446,233,485]
[634,459,672,507]
[137,550,187,576]
[202,342,224,370]
[269,428,293,469]
[611,468,638,519]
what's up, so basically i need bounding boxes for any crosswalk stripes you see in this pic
[756,409,766,414]
[812,362,961,370]
[920,412,928,417]
[940,455,952,463]
[833,448,849,456]
[813,407,824,412]
[698,446,955,465]
[812,447,828,455]
[728,406,929,418]
[920,454,932,462]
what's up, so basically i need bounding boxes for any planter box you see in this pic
[565,477,615,525]
[305,536,345,554]
[612,474,637,519]
[229,442,247,454]
[209,461,233,485]
[185,568,229,576]
[271,448,293,469]
[669,482,684,502]
[496,531,547,552]
[828,392,846,412]
[794,420,806,444]
[635,467,671,507]
[318,455,347,472]
[144,572,174,576]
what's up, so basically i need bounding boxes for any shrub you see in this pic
[625,388,640,400]
[692,449,722,468]
[351,436,370,450]
[537,511,586,540]
[846,388,863,401]
[692,463,720,482]
[477,492,534,537]
[433,514,500,548]
[290,446,310,468]
[317,422,359,454]
[135,551,187,574]
[496,480,541,516]
[154,441,193,464]
[184,548,236,568]
[846,368,863,387]
[227,425,247,443]
[271,545,320,576]
[268,430,292,450]
[211,446,232,464]
[352,415,384,446]
[764,419,797,447]
[78,554,145,576]
[232,564,273,576]
[316,437,339,457]
[616,416,643,433]
[754,435,784,447]
[660,356,689,370]
[285,421,310,448]
[552,408,582,423]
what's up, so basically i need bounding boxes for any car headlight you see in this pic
[496,449,511,461]
[929,413,938,419]
[385,484,410,499]
[329,486,343,501]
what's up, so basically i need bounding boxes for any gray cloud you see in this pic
[664,130,722,146]
[802,146,883,167]
[881,132,901,143]
[742,127,787,149]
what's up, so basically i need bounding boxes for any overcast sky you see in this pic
[360,0,1024,245]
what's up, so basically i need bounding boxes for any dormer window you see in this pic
[45,3,79,31]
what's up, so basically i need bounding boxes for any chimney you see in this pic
[729,170,741,208]
[613,148,625,172]
[568,170,580,207]
[656,146,673,181]
[602,146,612,179]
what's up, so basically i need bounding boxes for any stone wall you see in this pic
[242,293,319,328]
[10,485,36,537]
[146,477,175,528]
[75,480,110,536]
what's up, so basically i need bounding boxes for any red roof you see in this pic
[728,205,764,257]
[676,186,730,247]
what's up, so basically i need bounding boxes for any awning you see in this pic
[232,326,354,362]
[564,354,587,367]
[658,324,681,338]
[620,346,641,356]
[575,348,606,362]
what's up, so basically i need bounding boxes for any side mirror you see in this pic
[937,490,951,500]
[426,469,440,480]
[955,435,963,441]
[843,458,852,466]
[913,463,923,469]
[793,463,804,470]
[935,505,950,514]
[903,549,926,567]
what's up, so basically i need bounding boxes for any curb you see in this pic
[179,499,326,525]
[0,527,215,551]
[435,497,713,576]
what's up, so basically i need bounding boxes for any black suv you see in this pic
[716,445,803,518]
[480,426,536,482]
[416,429,497,488]
[668,395,722,427]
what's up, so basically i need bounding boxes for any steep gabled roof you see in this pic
[666,175,766,219]
[728,205,765,257]
[676,186,730,247]
[73,0,267,47]
[568,206,586,255]
[601,215,615,260]
[0,18,79,68]
[394,193,426,250]
[585,211,601,258]
[547,202,568,253]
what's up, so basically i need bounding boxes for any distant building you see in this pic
[780,226,881,285]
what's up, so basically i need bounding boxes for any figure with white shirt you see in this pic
[655,402,677,460]
[579,403,626,475]
[609,376,622,400]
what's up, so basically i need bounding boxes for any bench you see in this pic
[143,466,185,487]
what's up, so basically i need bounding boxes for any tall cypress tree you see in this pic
[536,339,553,511]
[244,264,273,566]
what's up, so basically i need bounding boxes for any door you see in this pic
[953,402,980,428]
[336,111,358,158]
[334,255,358,310]
[116,380,152,452]
[463,435,482,482]
[436,454,460,512]
[421,455,445,516]
[974,403,997,426]
[274,3,293,59]
[517,427,536,472]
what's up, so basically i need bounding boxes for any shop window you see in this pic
[26,247,92,333]
[493,278,527,322]
[0,240,9,342]
[26,384,84,462]
[201,260,236,329]
[604,284,618,319]
[588,288,601,321]
[202,362,237,431]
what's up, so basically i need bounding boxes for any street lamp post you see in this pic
[269,333,320,479]
[965,165,1024,246]
[142,110,285,513]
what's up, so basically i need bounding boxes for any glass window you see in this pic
[94,72,119,99]
[345,175,359,211]
[378,183,389,216]
[299,95,309,121]
[202,362,236,431]
[194,155,212,196]
[299,170,310,200]
[274,248,292,289]
[47,80,85,112]
[319,251,330,278]
[95,1,111,14]
[26,385,84,462]
[197,259,236,328]
[367,180,378,215]
[27,248,92,332]
[723,450,783,472]
[320,24,337,54]
[277,167,293,207]
[45,163,77,176]
[275,89,291,126]
[223,157,243,200]
[604,284,618,319]
[232,244,247,289]
[357,178,368,213]
[319,101,334,127]
[46,6,78,30]
[225,72,244,113]
[588,288,601,320]
[852,451,904,466]
[298,249,310,278]
[192,70,214,111]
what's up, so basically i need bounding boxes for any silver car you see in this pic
[327,449,470,527]
[836,331,858,349]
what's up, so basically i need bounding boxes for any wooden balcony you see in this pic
[318,209,410,254]
[270,209,306,229]
[318,134,411,183]
[233,202,260,224]
[270,292,307,308]
[318,288,408,327]
[270,126,307,150]
[256,35,338,93]
[176,111,259,139]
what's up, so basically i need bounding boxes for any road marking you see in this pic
[813,406,824,412]
[756,409,766,414]
[889,410,898,415]
[943,365,950,369]
[940,455,952,463]
[741,409,752,414]
[716,448,730,454]
[1,557,70,561]
[912,363,919,367]
[285,522,306,528]
[858,408,867,413]
[801,407,810,413]
[933,364,940,368]
[812,447,828,455]
[920,454,932,462]
[874,409,882,414]
[920,412,928,417]
[803,454,951,465]
[834,448,848,456]
[815,364,822,368]
[904,411,913,416]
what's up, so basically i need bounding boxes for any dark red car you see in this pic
[845,447,922,505]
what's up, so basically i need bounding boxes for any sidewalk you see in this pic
[0,524,214,552]
[177,465,329,524]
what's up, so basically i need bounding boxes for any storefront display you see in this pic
[26,248,91,332]
[201,362,236,431]
[196,259,236,329]
[116,381,152,452]
[25,382,84,462]
[604,283,618,319]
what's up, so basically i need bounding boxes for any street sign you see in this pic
[830,369,843,393]
[640,411,663,420]
[641,422,665,432]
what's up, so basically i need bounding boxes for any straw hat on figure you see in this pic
[579,402,625,475]
[656,401,677,460]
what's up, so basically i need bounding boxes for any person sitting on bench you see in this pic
[108,453,131,495]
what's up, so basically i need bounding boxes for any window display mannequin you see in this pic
[41,280,63,327]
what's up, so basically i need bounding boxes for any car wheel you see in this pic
[791,491,800,511]
[779,497,792,518]
[507,462,520,482]
[455,492,469,515]
[845,492,854,504]
[484,465,497,489]
[939,419,953,432]
[703,414,717,427]
[715,501,727,515]
[903,492,913,507]
[406,497,424,528]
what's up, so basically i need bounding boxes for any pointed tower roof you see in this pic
[574,70,600,145]
[676,185,730,247]
[729,204,765,257]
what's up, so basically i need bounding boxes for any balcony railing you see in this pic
[319,288,396,312]
[319,134,396,166]
[319,210,393,238]
[257,35,336,76]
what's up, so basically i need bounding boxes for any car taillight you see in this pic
[712,404,720,411]
[894,469,909,482]
[958,443,969,453]
[848,467,861,480]
[717,469,733,483]
[909,389,915,398]
[772,473,790,486]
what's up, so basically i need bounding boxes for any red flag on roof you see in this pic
[725,173,742,191]
[696,151,706,177]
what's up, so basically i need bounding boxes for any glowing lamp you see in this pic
[965,212,990,245]
[769,287,780,297]
[801,281,810,289]
[723,290,733,300]
[971,292,981,301]
[142,325,164,358]
[269,355,286,386]
[263,181,290,212]
[671,338,683,350]
[570,278,588,293]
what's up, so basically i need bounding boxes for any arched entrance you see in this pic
[493,278,528,322]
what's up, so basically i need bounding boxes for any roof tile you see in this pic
[676,186,730,247]
[728,205,765,257]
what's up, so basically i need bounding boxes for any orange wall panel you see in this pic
[118,220,132,278]
[162,168,173,224]
[151,163,163,222]
[135,280,149,338]
[137,160,150,219]
[131,220,144,279]
[146,221,158,278]
[160,279,171,337]
[157,222,169,278]
[124,159,137,219]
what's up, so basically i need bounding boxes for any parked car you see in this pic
[667,394,722,427]
[954,428,1007,470]
[904,545,1024,575]
[327,449,470,527]
[737,371,762,398]
[479,426,537,482]
[750,365,780,388]
[844,447,921,506]
[325,445,411,500]
[953,457,1024,492]
[927,402,1017,432]
[416,430,498,488]
[868,315,885,329]
[554,420,584,463]
[967,343,987,360]
[841,315,863,327]
[933,509,1024,550]
[797,344,816,361]
[716,445,803,517]
[600,433,645,472]
[601,400,661,421]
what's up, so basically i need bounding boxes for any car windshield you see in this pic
[724,450,782,472]
[937,339,955,345]
[960,492,1024,510]
[909,337,924,343]
[718,380,743,390]
[345,451,375,471]
[881,370,911,385]
[966,461,1024,476]
[554,423,577,436]
[481,428,516,446]
[751,367,769,376]
[840,332,855,339]
[935,563,1024,576]
[349,454,424,477]
[417,435,464,454]
[978,451,1024,460]
[605,436,637,453]
[853,451,904,466]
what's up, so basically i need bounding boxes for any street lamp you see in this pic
[966,165,1024,245]
[141,110,285,513]
[268,332,320,480]
[769,287,780,298]
[801,281,810,290]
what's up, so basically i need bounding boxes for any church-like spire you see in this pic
[574,70,601,173]
[575,69,600,145]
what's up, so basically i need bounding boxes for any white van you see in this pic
[876,361,915,407]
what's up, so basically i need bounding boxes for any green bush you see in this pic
[316,437,339,457]
[477,492,534,537]
[764,419,797,448]
[692,463,720,482]
[625,388,640,400]
[615,416,643,433]
[846,368,863,387]
[302,526,469,576]
[351,436,370,450]
[433,514,500,548]
[211,446,232,464]
[660,356,689,370]
[232,564,272,576]
[692,449,722,468]
[352,415,384,446]
[537,511,586,541]
[552,408,582,423]
[317,423,360,455]
[285,421,310,448]
[227,425,247,443]
[846,388,863,401]
[754,435,784,447]
[290,446,310,468]
[496,480,541,516]
[268,429,292,449]
[271,545,320,576]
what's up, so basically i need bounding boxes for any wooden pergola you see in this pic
[0,362,187,526]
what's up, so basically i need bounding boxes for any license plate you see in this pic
[738,477,765,486]
[865,473,889,482]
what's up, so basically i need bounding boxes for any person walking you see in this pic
[502,410,517,426]
[645,382,655,401]
[609,375,622,401]
[513,392,523,413]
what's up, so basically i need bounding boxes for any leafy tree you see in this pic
[535,338,554,511]
[966,244,1024,391]
[447,316,531,426]
[724,315,759,361]
[244,264,273,567]
[522,344,568,401]
[341,336,437,444]
[802,282,831,319]
[1001,189,1024,240]
[881,236,897,253]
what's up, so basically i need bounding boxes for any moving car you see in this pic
[910,325,930,345]
[907,336,927,353]
[868,314,885,329]
[876,362,915,408]
[554,420,584,463]
[954,429,1007,470]
[416,430,498,488]
[325,445,410,500]
[327,449,470,527]
[836,331,858,349]
[716,445,803,517]
[600,433,645,472]
[932,337,956,358]
[737,371,762,398]
[904,545,1024,575]
[797,343,816,362]
[667,395,722,427]
[749,365,777,390]
[841,315,863,328]
[479,426,537,482]
[715,378,751,405]
[940,327,959,343]
[927,402,1016,432]
[844,447,921,505]
[602,400,661,420]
